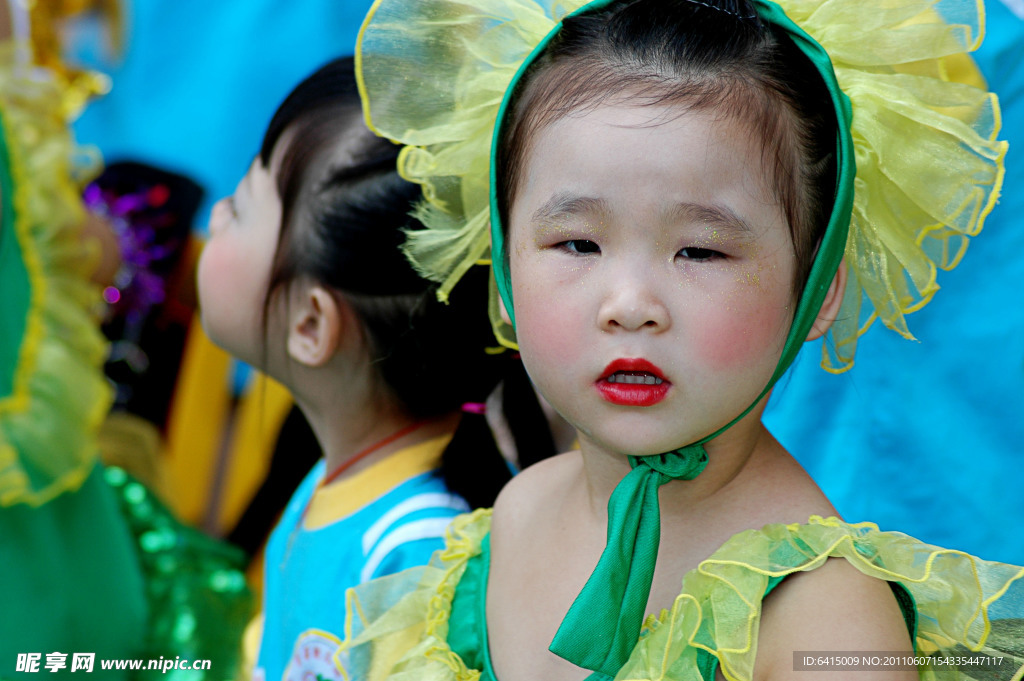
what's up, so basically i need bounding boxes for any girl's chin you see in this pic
[578,433,704,460]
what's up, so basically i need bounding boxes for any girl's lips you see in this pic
[596,358,670,406]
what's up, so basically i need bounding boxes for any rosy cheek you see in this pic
[513,284,583,370]
[198,240,251,311]
[691,299,791,372]
[198,242,227,296]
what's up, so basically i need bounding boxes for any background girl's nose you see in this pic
[208,198,231,234]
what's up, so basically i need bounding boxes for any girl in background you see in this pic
[197,56,551,681]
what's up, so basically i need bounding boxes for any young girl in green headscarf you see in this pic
[338,0,1023,679]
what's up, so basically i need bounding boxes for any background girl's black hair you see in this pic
[229,57,554,551]
[495,0,838,300]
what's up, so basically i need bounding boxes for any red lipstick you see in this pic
[596,358,670,406]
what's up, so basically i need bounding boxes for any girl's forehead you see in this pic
[515,102,782,216]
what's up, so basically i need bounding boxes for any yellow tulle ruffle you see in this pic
[356,0,1007,368]
[340,511,1024,681]
[340,510,491,681]
[0,47,111,507]
[25,0,116,116]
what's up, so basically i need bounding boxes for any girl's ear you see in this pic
[805,260,847,342]
[498,293,512,326]
[287,285,343,367]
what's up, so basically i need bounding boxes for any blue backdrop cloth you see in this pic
[70,0,375,226]
[764,0,1024,565]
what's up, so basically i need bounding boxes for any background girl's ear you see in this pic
[287,285,343,367]
[805,260,847,342]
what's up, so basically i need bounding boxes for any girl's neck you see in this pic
[286,340,459,481]
[297,391,459,482]
[327,411,459,482]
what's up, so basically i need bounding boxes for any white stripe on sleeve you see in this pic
[361,492,470,554]
[360,517,456,582]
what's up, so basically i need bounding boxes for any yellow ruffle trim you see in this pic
[340,510,491,681]
[356,0,1007,367]
[27,0,117,116]
[0,46,111,507]
[339,512,1024,681]
[624,515,1024,681]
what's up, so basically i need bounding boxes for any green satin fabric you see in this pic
[0,108,29,398]
[446,526,792,681]
[0,464,149,679]
[0,465,253,680]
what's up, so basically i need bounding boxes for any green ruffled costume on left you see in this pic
[0,46,251,680]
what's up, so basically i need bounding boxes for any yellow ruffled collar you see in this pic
[342,510,1024,681]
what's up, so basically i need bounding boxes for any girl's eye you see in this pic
[226,196,239,218]
[560,240,600,255]
[677,247,721,262]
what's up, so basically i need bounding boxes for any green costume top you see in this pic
[341,510,1024,681]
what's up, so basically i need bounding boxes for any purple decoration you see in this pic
[84,181,181,324]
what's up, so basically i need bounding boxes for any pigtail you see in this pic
[500,358,557,470]
[436,354,561,508]
[438,404,512,510]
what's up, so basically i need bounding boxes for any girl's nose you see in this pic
[208,198,232,235]
[597,272,670,333]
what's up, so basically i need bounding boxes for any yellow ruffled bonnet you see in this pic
[356,0,1006,372]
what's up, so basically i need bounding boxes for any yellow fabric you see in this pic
[355,0,1007,369]
[0,45,111,507]
[161,316,292,531]
[788,0,1006,371]
[26,0,116,116]
[340,510,491,681]
[339,512,1024,681]
[240,613,265,681]
[305,433,453,530]
[217,370,293,532]
[162,318,233,524]
[97,410,167,497]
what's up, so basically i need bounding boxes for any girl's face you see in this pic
[197,152,284,369]
[507,103,798,457]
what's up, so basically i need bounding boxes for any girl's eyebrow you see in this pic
[531,192,608,224]
[666,202,753,239]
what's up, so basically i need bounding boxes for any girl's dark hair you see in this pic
[496,0,838,298]
[257,57,551,508]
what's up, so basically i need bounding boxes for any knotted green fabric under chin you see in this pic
[487,0,854,676]
[548,446,708,678]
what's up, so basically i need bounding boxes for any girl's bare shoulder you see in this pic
[752,433,843,520]
[491,450,583,538]
[753,556,916,681]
